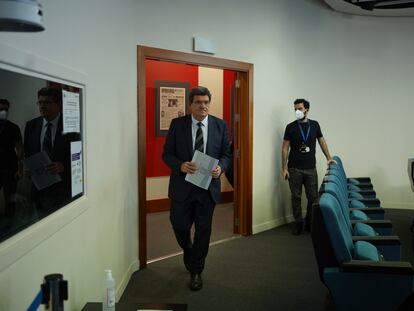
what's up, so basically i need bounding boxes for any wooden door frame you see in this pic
[137,45,253,269]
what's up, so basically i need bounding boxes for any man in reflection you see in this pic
[24,87,76,214]
[0,99,23,219]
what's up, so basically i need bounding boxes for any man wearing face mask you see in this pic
[281,98,335,235]
[0,99,23,219]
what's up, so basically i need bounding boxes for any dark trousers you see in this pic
[288,168,318,227]
[170,186,215,274]
[33,182,69,218]
[0,169,17,217]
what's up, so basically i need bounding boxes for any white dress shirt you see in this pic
[191,115,208,153]
[40,114,60,151]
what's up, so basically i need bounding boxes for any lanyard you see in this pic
[297,120,311,144]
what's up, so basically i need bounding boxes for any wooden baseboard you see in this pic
[146,191,234,213]
[220,190,234,204]
[146,198,170,213]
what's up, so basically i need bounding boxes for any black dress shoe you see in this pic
[303,222,311,232]
[189,274,203,291]
[291,222,302,235]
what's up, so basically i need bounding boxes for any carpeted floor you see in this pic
[382,208,414,265]
[121,225,327,311]
[147,203,237,261]
[121,209,414,311]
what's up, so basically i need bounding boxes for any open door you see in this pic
[137,46,253,268]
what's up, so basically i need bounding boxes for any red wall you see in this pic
[223,69,237,140]
[146,59,199,177]
[146,59,236,177]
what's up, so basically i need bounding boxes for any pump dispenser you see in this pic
[103,270,115,311]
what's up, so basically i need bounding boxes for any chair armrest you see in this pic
[351,219,392,228]
[347,177,372,183]
[351,189,376,196]
[349,207,384,215]
[341,260,414,274]
[348,190,377,200]
[352,236,401,246]
[349,184,374,190]
[349,198,381,207]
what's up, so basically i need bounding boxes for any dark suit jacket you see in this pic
[24,116,79,190]
[162,114,231,203]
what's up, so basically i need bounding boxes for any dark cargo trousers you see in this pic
[288,167,318,229]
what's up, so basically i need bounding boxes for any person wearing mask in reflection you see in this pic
[281,98,335,235]
[0,99,23,219]
[24,87,78,214]
[162,86,231,291]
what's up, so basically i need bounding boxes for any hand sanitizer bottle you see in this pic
[103,269,115,311]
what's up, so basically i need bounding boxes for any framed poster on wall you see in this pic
[154,80,190,136]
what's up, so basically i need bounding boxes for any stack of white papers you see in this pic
[185,150,218,190]
[23,151,61,190]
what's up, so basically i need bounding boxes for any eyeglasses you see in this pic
[193,100,210,106]
[37,100,55,106]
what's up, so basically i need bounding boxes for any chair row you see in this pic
[311,155,414,311]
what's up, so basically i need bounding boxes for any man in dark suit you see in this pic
[163,86,231,291]
[24,87,78,214]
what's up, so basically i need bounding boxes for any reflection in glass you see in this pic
[0,69,84,243]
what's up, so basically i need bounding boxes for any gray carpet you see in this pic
[121,225,327,311]
[383,208,414,265]
[147,203,237,261]
[121,209,414,311]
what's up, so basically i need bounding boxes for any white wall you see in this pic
[133,0,414,229]
[0,1,138,310]
[1,0,414,309]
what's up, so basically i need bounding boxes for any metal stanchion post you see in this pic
[41,274,68,311]
[27,274,68,311]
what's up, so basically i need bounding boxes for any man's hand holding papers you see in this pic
[184,150,219,190]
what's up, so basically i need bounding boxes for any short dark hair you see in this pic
[38,87,62,105]
[0,99,10,108]
[294,98,310,110]
[189,86,211,104]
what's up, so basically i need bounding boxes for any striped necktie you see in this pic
[194,122,204,153]
[43,122,53,157]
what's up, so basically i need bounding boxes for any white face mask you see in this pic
[295,109,304,120]
[0,110,7,120]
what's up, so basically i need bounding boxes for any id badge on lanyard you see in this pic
[298,121,310,153]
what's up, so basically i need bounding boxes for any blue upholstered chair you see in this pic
[327,167,377,198]
[329,166,374,191]
[329,160,374,189]
[324,173,380,203]
[320,192,400,260]
[322,180,385,220]
[322,182,392,235]
[312,193,414,311]
[332,155,372,185]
